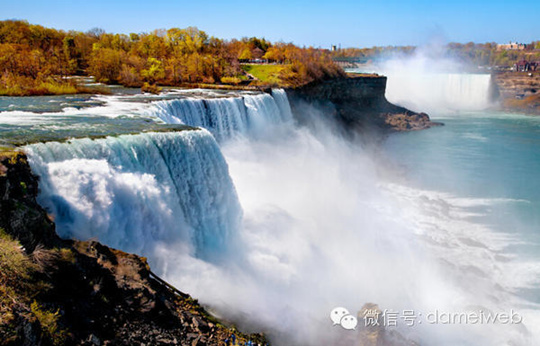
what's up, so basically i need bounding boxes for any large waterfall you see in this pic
[23,89,294,261]
[149,89,293,141]
[384,73,493,113]
[20,87,538,346]
[24,130,241,260]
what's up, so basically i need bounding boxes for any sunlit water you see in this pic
[384,110,540,301]
[3,83,539,345]
[386,112,540,242]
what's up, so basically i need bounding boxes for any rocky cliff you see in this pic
[286,74,441,134]
[0,152,267,346]
[493,71,540,114]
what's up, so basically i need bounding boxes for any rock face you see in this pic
[0,152,267,346]
[286,74,441,134]
[493,72,540,100]
[0,152,59,252]
[493,72,540,114]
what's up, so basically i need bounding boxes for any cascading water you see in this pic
[149,90,293,140]
[24,130,241,260]
[270,88,294,121]
[19,87,539,345]
[384,73,493,112]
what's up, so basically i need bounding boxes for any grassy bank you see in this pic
[0,82,78,96]
[0,77,111,97]
[0,228,71,344]
[241,64,286,85]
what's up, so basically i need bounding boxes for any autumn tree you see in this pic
[89,47,124,83]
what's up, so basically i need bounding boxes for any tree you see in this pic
[86,27,105,39]
[239,48,253,60]
[141,57,165,84]
[263,47,284,62]
[88,47,123,83]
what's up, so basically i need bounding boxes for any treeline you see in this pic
[332,46,416,62]
[0,20,83,95]
[446,42,540,67]
[0,20,344,95]
[332,41,540,68]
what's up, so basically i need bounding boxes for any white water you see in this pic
[384,73,493,113]
[148,90,293,141]
[23,89,538,345]
[25,130,241,261]
[350,52,495,113]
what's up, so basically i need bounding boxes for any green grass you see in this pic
[0,229,69,344]
[241,64,287,85]
[0,229,38,327]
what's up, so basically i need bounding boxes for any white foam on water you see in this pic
[21,88,540,345]
[25,130,241,261]
[146,89,294,141]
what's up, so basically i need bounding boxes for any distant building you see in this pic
[497,42,527,51]
[514,60,539,72]
[331,45,337,52]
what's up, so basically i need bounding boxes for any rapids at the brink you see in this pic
[1,82,535,345]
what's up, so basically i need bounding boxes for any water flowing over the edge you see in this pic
[384,73,493,113]
[19,87,539,345]
[22,89,293,260]
[24,130,241,260]
[148,89,293,140]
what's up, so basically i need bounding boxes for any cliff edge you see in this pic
[286,74,441,133]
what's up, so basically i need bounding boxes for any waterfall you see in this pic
[24,130,241,260]
[15,85,537,345]
[22,89,294,260]
[148,89,293,140]
[384,73,493,112]
[271,88,294,121]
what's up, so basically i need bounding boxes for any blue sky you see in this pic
[1,0,539,48]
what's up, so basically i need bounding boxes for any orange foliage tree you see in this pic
[0,19,344,94]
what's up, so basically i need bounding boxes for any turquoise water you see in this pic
[0,89,252,145]
[4,87,540,344]
[385,111,540,255]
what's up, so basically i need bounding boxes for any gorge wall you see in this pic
[492,71,540,114]
[286,74,440,133]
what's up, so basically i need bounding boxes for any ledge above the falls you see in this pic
[285,73,443,133]
[1,123,198,147]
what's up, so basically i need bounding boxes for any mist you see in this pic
[24,91,538,345]
[150,103,531,345]
[371,46,494,114]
